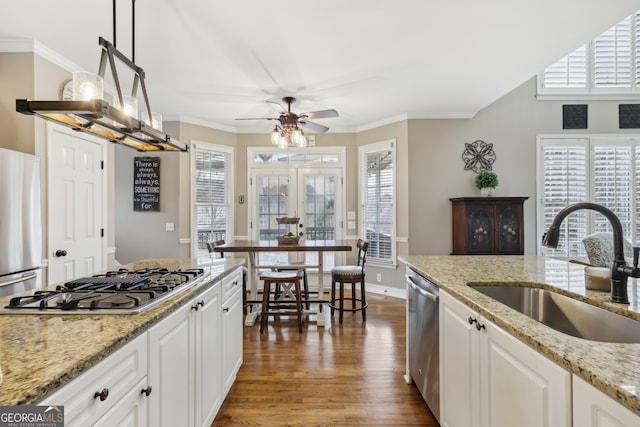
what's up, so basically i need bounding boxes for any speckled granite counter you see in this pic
[0,257,245,406]
[399,255,640,417]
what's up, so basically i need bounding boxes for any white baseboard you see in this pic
[365,282,405,299]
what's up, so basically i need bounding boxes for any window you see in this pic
[359,139,396,265]
[191,141,233,262]
[539,10,640,95]
[537,136,640,258]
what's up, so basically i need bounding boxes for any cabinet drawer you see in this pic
[39,333,148,427]
[222,268,243,303]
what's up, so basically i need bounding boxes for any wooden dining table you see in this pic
[213,240,352,326]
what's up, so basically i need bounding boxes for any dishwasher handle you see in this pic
[406,275,439,302]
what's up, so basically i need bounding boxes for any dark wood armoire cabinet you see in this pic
[450,197,528,255]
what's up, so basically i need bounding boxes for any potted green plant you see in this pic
[475,170,498,196]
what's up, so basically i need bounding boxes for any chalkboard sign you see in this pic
[133,157,160,211]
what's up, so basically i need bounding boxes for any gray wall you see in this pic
[407,77,638,257]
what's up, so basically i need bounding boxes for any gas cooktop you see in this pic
[2,267,206,314]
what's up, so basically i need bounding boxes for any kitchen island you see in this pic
[400,255,640,423]
[0,257,245,407]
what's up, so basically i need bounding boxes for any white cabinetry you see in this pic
[148,280,221,427]
[221,268,243,395]
[573,375,640,426]
[37,266,244,427]
[39,333,149,427]
[440,290,571,427]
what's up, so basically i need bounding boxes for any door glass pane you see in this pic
[256,174,290,264]
[302,172,338,270]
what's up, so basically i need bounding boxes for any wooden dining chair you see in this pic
[329,238,369,324]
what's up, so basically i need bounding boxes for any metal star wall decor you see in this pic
[462,140,496,172]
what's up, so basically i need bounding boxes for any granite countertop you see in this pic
[0,257,245,406]
[399,255,640,417]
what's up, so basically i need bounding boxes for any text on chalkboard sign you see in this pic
[134,157,160,211]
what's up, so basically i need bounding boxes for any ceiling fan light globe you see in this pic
[271,130,280,145]
[291,129,302,144]
[297,135,308,148]
[278,135,289,149]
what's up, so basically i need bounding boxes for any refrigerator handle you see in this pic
[0,272,37,289]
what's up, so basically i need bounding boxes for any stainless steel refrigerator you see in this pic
[0,147,42,297]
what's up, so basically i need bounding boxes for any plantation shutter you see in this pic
[541,141,588,257]
[542,45,587,88]
[194,145,230,261]
[593,16,633,87]
[360,140,395,264]
[591,143,633,239]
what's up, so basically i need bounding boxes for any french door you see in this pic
[251,166,343,271]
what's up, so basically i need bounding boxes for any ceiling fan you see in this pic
[236,96,338,147]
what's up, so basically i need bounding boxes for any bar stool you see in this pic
[259,270,305,333]
[329,239,369,324]
[272,263,311,309]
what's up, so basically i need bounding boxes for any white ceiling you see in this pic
[2,0,640,133]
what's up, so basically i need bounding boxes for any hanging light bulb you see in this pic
[278,133,289,149]
[271,126,281,145]
[291,128,302,145]
[297,134,308,148]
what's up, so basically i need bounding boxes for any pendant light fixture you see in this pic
[15,0,186,152]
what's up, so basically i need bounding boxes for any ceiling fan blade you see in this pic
[300,109,339,119]
[234,117,279,121]
[299,120,329,133]
[266,100,286,112]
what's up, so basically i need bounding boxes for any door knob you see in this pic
[55,249,67,257]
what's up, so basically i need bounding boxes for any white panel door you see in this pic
[48,125,104,284]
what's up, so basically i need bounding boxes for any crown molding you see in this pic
[164,114,237,134]
[0,38,80,73]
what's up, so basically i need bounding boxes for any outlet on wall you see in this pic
[376,273,382,282]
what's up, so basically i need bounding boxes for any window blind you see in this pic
[542,46,586,88]
[539,138,640,257]
[539,9,640,93]
[541,142,588,257]
[593,16,632,87]
[194,146,230,261]
[592,145,633,237]
[359,141,395,264]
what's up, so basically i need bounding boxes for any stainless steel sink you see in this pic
[472,285,640,343]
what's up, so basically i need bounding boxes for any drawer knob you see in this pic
[141,386,153,397]
[94,388,109,401]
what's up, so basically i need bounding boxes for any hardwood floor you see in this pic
[212,292,439,426]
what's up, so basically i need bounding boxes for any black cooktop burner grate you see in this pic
[4,267,206,313]
[61,276,149,291]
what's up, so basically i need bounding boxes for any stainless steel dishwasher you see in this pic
[406,268,440,422]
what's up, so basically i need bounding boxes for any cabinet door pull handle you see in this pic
[476,322,486,331]
[468,316,477,325]
[198,300,204,307]
[94,388,109,401]
[223,307,229,312]
[141,386,152,397]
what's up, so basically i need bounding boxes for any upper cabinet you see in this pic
[450,197,528,255]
